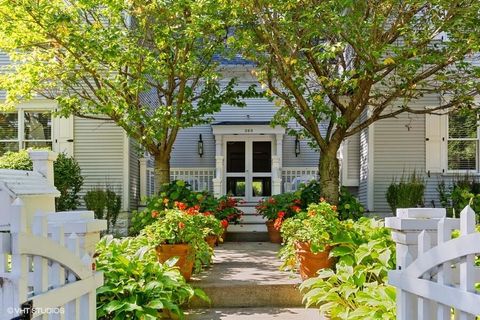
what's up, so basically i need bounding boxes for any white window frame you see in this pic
[0,108,54,153]
[445,112,479,174]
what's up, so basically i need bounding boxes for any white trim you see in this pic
[122,131,129,211]
[367,109,375,211]
[212,124,285,135]
[223,135,274,201]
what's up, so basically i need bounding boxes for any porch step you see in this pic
[228,223,267,233]
[189,242,303,308]
[186,308,324,320]
[226,231,269,242]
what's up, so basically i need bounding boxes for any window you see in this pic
[447,111,478,171]
[0,110,52,155]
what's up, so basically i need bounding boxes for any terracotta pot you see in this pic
[265,220,283,244]
[205,235,217,248]
[155,243,194,281]
[295,242,334,280]
[217,227,228,244]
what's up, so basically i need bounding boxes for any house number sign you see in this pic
[244,129,254,133]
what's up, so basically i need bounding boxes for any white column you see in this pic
[385,208,448,320]
[275,134,283,168]
[272,156,281,195]
[139,158,147,204]
[28,150,58,185]
[213,135,223,197]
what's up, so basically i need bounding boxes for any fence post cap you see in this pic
[396,208,446,219]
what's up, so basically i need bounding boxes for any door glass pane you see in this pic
[24,112,52,140]
[227,141,245,172]
[252,177,271,197]
[0,113,18,140]
[253,141,271,172]
[227,177,245,196]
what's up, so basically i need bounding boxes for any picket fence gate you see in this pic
[0,198,105,320]
[387,206,480,320]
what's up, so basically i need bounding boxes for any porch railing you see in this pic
[281,167,318,192]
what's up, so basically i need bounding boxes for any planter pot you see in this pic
[295,242,334,280]
[217,227,228,244]
[155,243,194,281]
[205,235,217,248]
[265,220,283,244]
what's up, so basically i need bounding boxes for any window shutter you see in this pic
[425,112,445,174]
[54,115,74,156]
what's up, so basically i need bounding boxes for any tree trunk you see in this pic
[154,154,171,193]
[318,146,340,205]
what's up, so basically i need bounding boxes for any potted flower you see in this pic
[141,209,205,281]
[214,195,243,242]
[256,193,302,243]
[193,212,224,248]
[280,201,342,279]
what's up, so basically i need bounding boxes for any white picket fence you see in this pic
[0,199,106,320]
[387,206,480,320]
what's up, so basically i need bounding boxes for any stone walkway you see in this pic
[186,242,325,319]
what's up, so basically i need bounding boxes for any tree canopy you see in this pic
[232,0,480,202]
[0,0,256,187]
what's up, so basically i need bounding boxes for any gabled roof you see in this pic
[0,169,60,197]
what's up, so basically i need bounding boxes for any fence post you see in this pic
[385,208,446,320]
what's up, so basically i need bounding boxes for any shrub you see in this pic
[96,235,208,320]
[437,176,480,219]
[0,150,84,211]
[300,218,396,319]
[0,150,32,170]
[385,172,425,213]
[338,187,365,221]
[54,153,84,211]
[84,188,121,232]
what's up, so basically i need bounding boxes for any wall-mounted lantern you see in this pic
[198,134,204,157]
[295,136,301,157]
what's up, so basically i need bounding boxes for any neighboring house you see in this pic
[0,52,476,223]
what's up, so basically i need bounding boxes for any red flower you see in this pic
[175,201,187,210]
[221,219,229,229]
[193,204,200,211]
[203,211,212,216]
[268,197,276,204]
[294,199,301,205]
[186,207,198,215]
[291,205,301,213]
[151,210,159,218]
[277,211,285,218]
[331,205,337,211]
[178,222,185,229]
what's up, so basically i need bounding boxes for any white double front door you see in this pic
[223,136,273,202]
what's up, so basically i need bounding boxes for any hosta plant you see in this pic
[300,218,396,320]
[96,235,208,320]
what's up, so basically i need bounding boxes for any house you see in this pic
[0,51,474,232]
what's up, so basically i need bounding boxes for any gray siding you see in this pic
[170,71,320,168]
[74,116,125,208]
[129,137,140,210]
[0,52,10,99]
[358,127,369,207]
[347,133,360,181]
[372,95,442,215]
